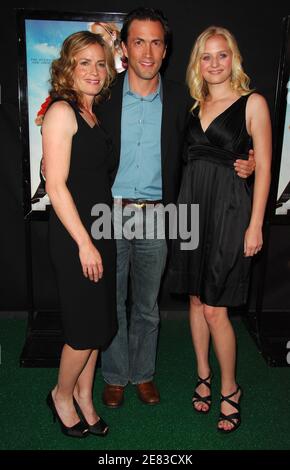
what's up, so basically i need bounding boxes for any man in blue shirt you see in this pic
[113,72,163,201]
[99,7,254,407]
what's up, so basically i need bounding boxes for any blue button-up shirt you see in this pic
[112,72,163,200]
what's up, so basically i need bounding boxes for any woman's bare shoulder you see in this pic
[43,100,77,133]
[247,92,268,109]
[45,100,75,119]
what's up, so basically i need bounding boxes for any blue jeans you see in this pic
[101,203,167,386]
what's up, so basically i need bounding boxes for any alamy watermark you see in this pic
[90,199,199,250]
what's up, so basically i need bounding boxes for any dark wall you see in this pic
[0,0,289,311]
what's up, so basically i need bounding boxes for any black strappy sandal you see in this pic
[217,384,242,433]
[192,373,212,414]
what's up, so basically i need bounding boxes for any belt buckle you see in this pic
[134,201,145,208]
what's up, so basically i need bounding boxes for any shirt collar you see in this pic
[123,71,163,102]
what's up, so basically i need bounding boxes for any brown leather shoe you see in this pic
[136,381,160,405]
[102,384,125,408]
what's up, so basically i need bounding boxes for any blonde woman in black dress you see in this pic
[170,26,271,432]
[42,31,117,437]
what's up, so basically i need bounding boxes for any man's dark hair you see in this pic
[120,7,171,46]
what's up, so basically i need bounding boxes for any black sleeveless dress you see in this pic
[48,100,117,349]
[169,95,253,307]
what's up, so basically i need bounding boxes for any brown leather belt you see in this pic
[115,198,163,208]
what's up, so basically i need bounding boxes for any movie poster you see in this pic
[274,16,290,219]
[18,12,126,218]
[276,78,290,215]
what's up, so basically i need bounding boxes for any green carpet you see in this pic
[0,317,289,450]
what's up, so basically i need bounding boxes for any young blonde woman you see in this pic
[42,31,117,438]
[170,26,271,432]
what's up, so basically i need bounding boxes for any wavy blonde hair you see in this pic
[186,26,253,109]
[50,31,116,107]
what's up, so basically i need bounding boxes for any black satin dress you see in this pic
[48,100,117,349]
[169,95,253,307]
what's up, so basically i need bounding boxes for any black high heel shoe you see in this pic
[217,384,242,433]
[46,391,89,438]
[73,397,109,437]
[192,372,212,414]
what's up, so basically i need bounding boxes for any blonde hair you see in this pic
[50,31,116,107]
[91,22,121,42]
[186,26,253,109]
